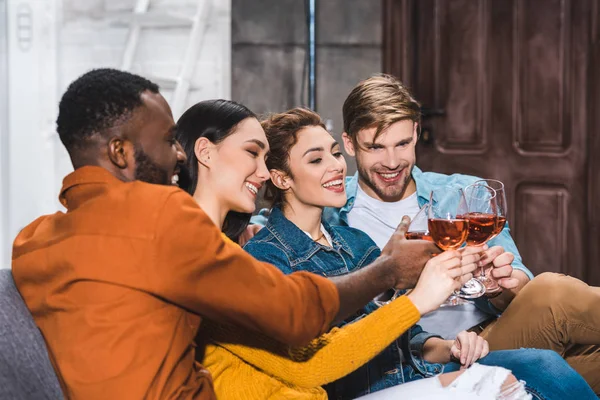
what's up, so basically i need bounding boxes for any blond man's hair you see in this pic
[342,74,421,146]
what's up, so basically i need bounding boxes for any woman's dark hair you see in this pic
[176,99,257,242]
[261,107,326,207]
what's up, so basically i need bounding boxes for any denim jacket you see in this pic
[321,166,534,316]
[244,207,443,398]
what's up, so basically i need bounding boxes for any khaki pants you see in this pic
[479,272,600,394]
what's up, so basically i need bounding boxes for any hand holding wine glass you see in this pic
[406,249,480,315]
[477,246,518,288]
[380,216,440,290]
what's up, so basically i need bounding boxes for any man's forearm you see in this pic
[490,270,530,310]
[330,254,396,325]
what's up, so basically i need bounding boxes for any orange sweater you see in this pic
[11,166,339,400]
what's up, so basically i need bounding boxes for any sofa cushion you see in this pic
[0,269,63,399]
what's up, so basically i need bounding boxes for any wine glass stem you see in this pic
[478,246,487,278]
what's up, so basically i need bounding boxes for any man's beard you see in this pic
[134,145,171,185]
[357,162,414,202]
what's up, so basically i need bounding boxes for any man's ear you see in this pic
[413,122,419,141]
[342,132,356,157]
[269,169,291,190]
[195,137,213,168]
[107,137,129,169]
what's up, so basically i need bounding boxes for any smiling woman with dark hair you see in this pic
[175,99,266,241]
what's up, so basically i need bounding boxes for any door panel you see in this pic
[515,0,570,154]
[514,184,569,274]
[383,0,597,283]
[419,0,489,154]
[589,25,600,286]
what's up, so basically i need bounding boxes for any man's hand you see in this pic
[238,224,263,247]
[450,330,490,368]
[380,216,439,289]
[478,246,530,309]
[479,246,521,289]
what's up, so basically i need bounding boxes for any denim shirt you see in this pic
[321,165,534,316]
[244,207,443,398]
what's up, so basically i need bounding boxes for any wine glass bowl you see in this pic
[405,204,432,241]
[462,184,498,246]
[493,216,507,238]
[428,187,486,303]
[428,186,470,250]
[474,179,508,242]
[428,218,469,250]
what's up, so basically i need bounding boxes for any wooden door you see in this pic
[383,0,600,284]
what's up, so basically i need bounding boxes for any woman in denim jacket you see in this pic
[243,107,596,400]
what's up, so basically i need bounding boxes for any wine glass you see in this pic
[462,184,498,245]
[472,179,508,295]
[463,183,501,293]
[428,186,486,305]
[474,179,508,241]
[405,204,432,241]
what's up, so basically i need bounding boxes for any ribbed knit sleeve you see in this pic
[204,295,420,388]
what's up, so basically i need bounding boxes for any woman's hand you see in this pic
[407,249,480,315]
[451,330,490,368]
[238,224,263,247]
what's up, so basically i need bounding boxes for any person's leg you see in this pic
[445,365,530,400]
[480,272,600,392]
[443,349,597,400]
[563,344,600,394]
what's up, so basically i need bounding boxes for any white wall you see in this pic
[0,0,9,269]
[4,0,59,271]
[2,0,231,268]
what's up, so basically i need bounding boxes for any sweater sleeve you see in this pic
[146,190,339,347]
[204,295,420,388]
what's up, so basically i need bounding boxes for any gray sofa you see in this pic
[0,269,63,399]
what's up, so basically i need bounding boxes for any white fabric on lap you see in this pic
[356,364,531,400]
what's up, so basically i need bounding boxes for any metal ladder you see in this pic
[120,0,211,117]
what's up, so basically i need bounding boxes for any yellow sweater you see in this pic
[201,295,420,399]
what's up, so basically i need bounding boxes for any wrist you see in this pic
[422,337,453,363]
[373,254,397,289]
[406,290,428,315]
[446,339,455,358]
